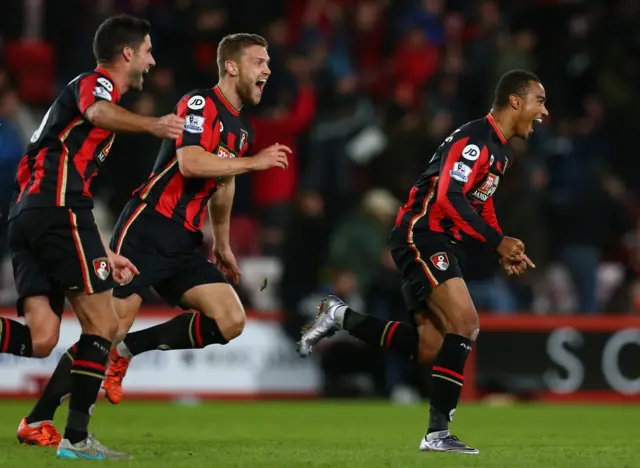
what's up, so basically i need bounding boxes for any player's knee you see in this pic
[30,329,59,358]
[217,306,245,341]
[195,285,246,341]
[417,345,438,365]
[114,322,129,344]
[114,313,136,343]
[23,301,61,358]
[416,322,444,365]
[447,310,479,340]
[72,293,119,341]
[83,309,118,341]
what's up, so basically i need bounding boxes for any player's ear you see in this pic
[225,60,238,77]
[508,93,521,110]
[122,46,134,62]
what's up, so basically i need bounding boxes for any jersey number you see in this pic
[30,107,52,144]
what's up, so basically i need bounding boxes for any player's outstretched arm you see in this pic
[177,143,290,179]
[85,101,184,139]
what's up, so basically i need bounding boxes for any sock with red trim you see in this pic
[342,309,418,360]
[428,333,473,433]
[0,317,33,357]
[121,312,228,357]
[64,334,110,444]
[26,343,78,423]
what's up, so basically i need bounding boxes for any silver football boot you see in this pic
[418,431,479,454]
[297,295,346,357]
[56,435,132,460]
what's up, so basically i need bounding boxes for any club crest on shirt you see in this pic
[92,257,111,281]
[239,129,248,151]
[470,173,500,202]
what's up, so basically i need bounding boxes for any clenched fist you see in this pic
[251,143,291,171]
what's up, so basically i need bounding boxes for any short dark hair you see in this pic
[93,14,151,64]
[217,33,268,77]
[493,70,540,108]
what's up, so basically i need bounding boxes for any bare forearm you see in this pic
[178,147,256,178]
[101,238,115,259]
[209,177,235,249]
[85,101,155,134]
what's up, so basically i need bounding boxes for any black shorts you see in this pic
[8,207,115,317]
[110,199,226,307]
[389,227,466,313]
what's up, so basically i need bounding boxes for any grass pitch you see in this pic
[0,400,637,467]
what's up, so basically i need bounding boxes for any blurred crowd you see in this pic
[1,0,640,339]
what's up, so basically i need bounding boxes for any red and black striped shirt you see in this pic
[395,114,511,249]
[133,86,254,232]
[9,67,121,218]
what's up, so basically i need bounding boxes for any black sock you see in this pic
[123,312,228,357]
[0,317,33,357]
[64,335,110,444]
[343,308,418,360]
[26,343,77,423]
[428,333,473,434]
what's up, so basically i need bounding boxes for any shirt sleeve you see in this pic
[480,196,503,236]
[74,74,116,115]
[437,136,504,249]
[175,94,220,152]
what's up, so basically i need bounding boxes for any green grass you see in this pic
[0,400,638,467]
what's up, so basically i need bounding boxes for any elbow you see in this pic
[84,104,103,126]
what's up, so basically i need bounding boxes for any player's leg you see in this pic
[416,278,479,454]
[0,298,56,358]
[413,309,446,365]
[102,293,143,404]
[298,243,445,361]
[118,267,241,358]
[41,208,129,460]
[104,242,236,403]
[56,290,131,459]
[8,216,68,446]
[2,217,64,359]
[16,297,67,447]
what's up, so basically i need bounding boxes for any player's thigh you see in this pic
[8,215,65,356]
[428,278,479,339]
[110,201,167,336]
[393,234,477,338]
[66,290,118,340]
[33,208,116,296]
[180,282,246,339]
[157,257,245,335]
[393,233,462,314]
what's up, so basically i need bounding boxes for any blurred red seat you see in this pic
[5,40,56,104]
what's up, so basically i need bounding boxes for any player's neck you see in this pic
[488,108,514,141]
[96,63,128,94]
[216,79,243,112]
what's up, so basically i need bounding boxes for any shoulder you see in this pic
[70,71,117,102]
[456,118,491,143]
[177,89,217,112]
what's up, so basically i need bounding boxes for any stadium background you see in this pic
[0,0,639,405]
